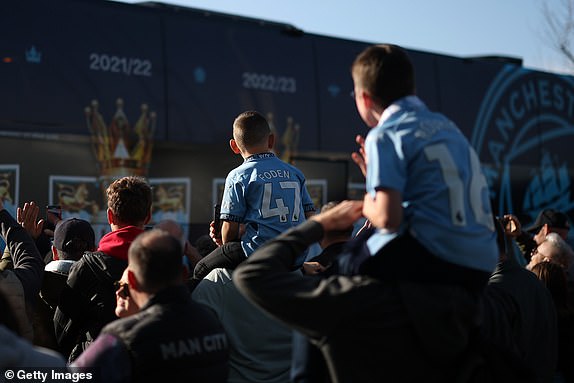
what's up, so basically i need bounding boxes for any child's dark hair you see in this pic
[233,111,271,149]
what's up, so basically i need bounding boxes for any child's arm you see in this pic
[221,220,241,244]
[362,188,402,232]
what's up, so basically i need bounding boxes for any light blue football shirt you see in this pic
[365,96,497,272]
[220,152,315,256]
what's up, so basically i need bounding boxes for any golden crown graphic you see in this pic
[85,98,156,177]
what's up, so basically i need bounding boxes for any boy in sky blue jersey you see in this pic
[191,111,315,287]
[345,44,498,375]
[351,44,498,279]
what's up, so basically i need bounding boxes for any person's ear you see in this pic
[107,208,115,225]
[229,139,241,154]
[51,245,59,261]
[361,90,374,109]
[127,269,140,291]
[268,133,275,150]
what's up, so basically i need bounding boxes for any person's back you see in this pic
[35,218,96,350]
[192,111,314,286]
[74,229,229,383]
[363,96,497,273]
[484,257,557,382]
[221,111,315,256]
[103,286,228,382]
[54,176,152,361]
[193,268,292,383]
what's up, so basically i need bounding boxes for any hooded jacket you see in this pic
[54,226,143,361]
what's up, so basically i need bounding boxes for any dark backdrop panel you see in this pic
[312,35,368,153]
[433,55,505,140]
[0,0,166,138]
[165,12,318,150]
[406,49,442,112]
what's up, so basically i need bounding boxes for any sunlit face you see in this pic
[115,269,139,318]
[528,241,559,270]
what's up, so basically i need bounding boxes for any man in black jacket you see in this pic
[54,176,152,361]
[73,229,229,383]
[235,200,494,383]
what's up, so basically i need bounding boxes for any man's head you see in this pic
[230,111,273,155]
[526,208,570,245]
[106,176,152,229]
[351,44,415,127]
[127,229,184,302]
[52,218,96,261]
[528,232,574,271]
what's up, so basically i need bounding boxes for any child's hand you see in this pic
[209,221,223,247]
[351,135,367,178]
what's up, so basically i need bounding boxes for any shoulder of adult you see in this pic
[67,251,126,289]
[101,311,143,336]
[191,269,233,307]
[71,332,131,380]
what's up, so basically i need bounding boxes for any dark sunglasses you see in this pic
[114,280,130,299]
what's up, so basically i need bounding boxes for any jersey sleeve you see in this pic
[220,172,247,223]
[365,127,407,197]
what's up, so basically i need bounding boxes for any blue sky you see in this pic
[117,0,573,75]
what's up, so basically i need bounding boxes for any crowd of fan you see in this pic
[1,44,574,383]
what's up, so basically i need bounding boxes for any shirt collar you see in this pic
[378,95,426,127]
[245,152,276,162]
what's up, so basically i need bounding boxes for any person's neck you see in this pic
[242,149,272,159]
[110,223,144,232]
[132,291,152,308]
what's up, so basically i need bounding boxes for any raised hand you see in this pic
[351,134,367,177]
[17,201,45,239]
